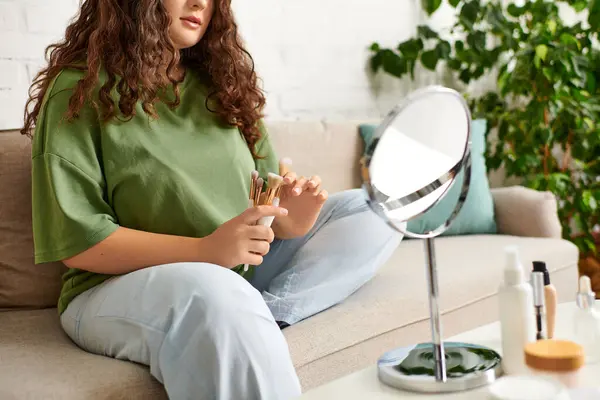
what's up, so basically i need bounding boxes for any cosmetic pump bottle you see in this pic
[532,261,557,339]
[574,275,600,364]
[531,272,547,340]
[498,246,536,374]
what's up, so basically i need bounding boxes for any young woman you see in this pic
[23,0,402,398]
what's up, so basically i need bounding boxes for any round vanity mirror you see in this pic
[362,86,472,237]
[361,86,502,393]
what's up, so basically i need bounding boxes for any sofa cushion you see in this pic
[406,119,497,236]
[0,131,66,309]
[0,309,167,399]
[492,186,562,238]
[359,120,497,236]
[265,121,364,194]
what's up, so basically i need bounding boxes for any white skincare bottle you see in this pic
[574,275,600,364]
[498,246,536,375]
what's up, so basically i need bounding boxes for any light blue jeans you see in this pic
[60,189,402,400]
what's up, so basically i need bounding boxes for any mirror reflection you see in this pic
[366,88,471,225]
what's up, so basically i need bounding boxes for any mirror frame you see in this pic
[360,86,473,239]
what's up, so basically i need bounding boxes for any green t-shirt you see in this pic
[31,68,278,314]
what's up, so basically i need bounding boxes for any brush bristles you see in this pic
[249,172,284,207]
[267,173,283,189]
[249,171,259,205]
[265,173,283,205]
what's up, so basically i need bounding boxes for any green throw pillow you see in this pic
[359,119,497,236]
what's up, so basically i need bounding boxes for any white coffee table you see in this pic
[299,302,600,399]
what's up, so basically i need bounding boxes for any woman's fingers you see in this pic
[317,190,329,204]
[241,205,288,225]
[247,225,275,242]
[244,253,264,266]
[306,176,322,195]
[283,171,297,186]
[281,171,323,197]
[292,176,308,196]
[308,175,321,188]
[248,239,270,256]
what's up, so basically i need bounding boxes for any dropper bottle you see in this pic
[574,275,600,364]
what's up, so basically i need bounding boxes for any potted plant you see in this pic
[369,0,600,290]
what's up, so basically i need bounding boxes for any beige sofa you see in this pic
[0,121,579,399]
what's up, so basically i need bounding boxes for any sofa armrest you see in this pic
[491,186,562,238]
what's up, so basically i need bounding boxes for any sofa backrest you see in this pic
[265,121,365,193]
[0,130,66,310]
[0,121,365,309]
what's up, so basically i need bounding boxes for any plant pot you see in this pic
[578,232,600,298]
[579,255,600,298]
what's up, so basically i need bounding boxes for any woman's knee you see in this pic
[147,262,268,318]
[326,189,369,217]
[73,263,265,337]
[137,264,300,398]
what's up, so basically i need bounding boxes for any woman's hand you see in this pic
[200,205,288,268]
[272,172,328,240]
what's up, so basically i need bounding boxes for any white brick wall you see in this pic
[0,0,453,130]
[0,0,79,130]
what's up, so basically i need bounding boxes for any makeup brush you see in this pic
[275,158,292,199]
[243,173,282,273]
[249,170,259,206]
[279,157,292,177]
[243,172,259,273]
[265,173,284,206]
[250,170,259,204]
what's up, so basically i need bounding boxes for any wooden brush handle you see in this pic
[266,189,277,205]
[279,159,291,177]
[254,185,262,205]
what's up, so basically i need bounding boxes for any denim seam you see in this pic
[274,308,302,324]
[267,295,303,323]
[159,338,204,400]
[73,285,102,348]
[94,314,169,335]
[332,203,369,221]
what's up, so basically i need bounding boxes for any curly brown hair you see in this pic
[21,0,266,157]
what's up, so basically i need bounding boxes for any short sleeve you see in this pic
[254,121,280,179]
[31,71,119,264]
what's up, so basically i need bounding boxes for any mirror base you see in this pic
[377,342,502,393]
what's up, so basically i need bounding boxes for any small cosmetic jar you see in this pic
[524,339,585,388]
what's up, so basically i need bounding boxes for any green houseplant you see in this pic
[369,0,600,259]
